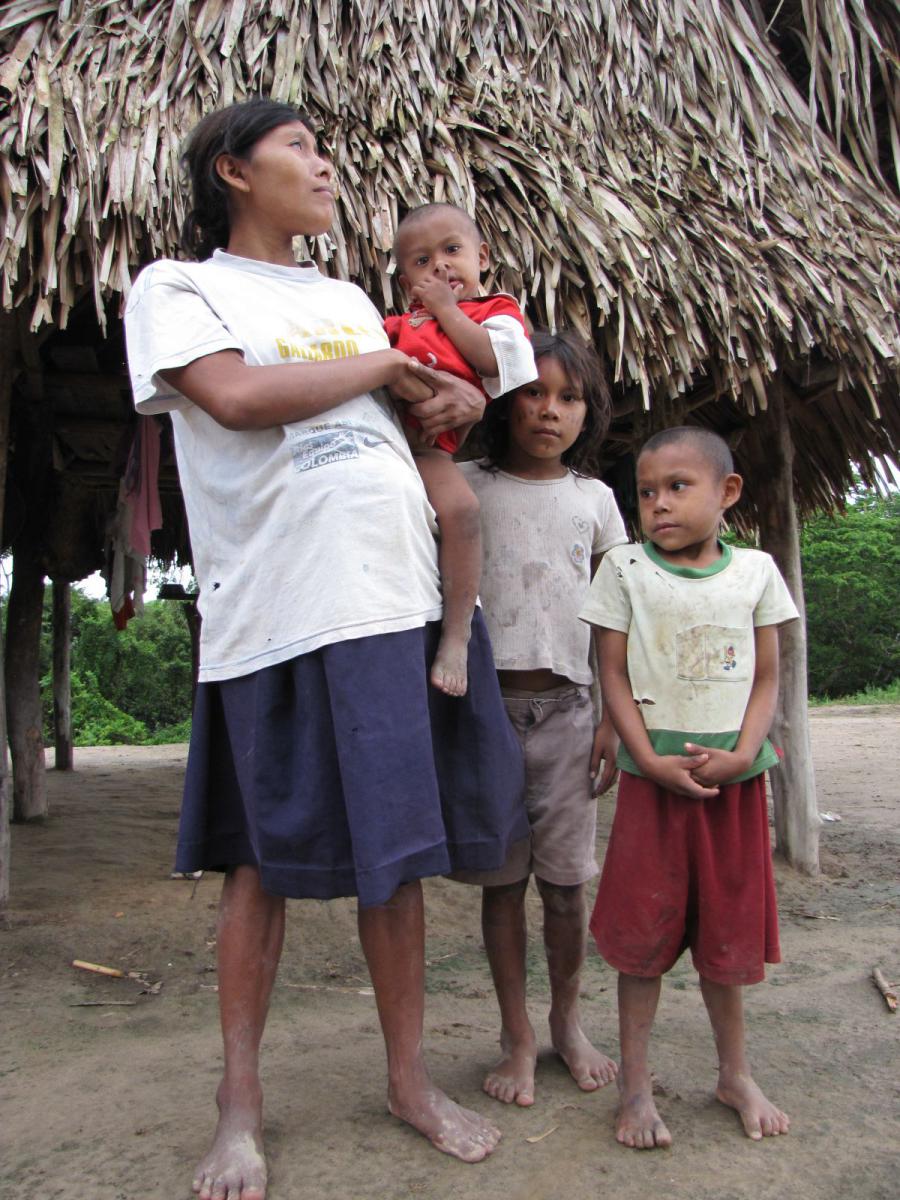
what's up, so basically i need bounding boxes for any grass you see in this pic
[809,679,900,707]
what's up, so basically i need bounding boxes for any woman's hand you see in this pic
[401,361,486,437]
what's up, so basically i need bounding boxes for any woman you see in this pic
[125,99,526,1199]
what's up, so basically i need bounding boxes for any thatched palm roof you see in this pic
[2,0,899,514]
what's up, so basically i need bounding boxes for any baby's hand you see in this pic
[647,753,720,800]
[411,274,459,317]
[683,744,749,788]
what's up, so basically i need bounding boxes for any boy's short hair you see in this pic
[394,203,483,251]
[639,426,734,478]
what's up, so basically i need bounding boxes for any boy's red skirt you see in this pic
[590,771,780,986]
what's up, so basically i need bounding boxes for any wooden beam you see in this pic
[0,312,14,911]
[52,580,73,771]
[756,379,820,874]
[180,599,201,707]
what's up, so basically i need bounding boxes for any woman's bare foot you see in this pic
[615,1075,672,1150]
[716,1069,790,1140]
[550,1016,618,1092]
[193,1083,267,1199]
[388,1077,501,1161]
[483,1029,538,1106]
[430,631,469,697]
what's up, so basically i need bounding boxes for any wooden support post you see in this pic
[182,598,201,707]
[0,312,14,909]
[755,382,819,874]
[6,542,48,822]
[6,316,52,827]
[52,580,73,770]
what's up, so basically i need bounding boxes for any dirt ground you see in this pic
[2,706,898,1200]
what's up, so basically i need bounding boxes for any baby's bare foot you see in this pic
[431,632,469,697]
[716,1070,790,1140]
[389,1079,501,1162]
[483,1031,537,1106]
[615,1077,672,1150]
[550,1016,617,1092]
[193,1089,267,1200]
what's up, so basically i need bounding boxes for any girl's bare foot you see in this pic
[550,1013,617,1092]
[193,1083,267,1199]
[615,1075,672,1149]
[430,632,469,696]
[483,1029,538,1106]
[388,1078,501,1161]
[716,1070,790,1140]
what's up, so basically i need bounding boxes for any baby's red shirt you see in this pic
[384,294,526,454]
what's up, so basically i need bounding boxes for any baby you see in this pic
[385,203,536,696]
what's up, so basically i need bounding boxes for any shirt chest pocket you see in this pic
[675,624,751,683]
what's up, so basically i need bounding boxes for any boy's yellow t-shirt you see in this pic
[579,542,799,781]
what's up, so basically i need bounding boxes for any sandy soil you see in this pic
[2,706,898,1200]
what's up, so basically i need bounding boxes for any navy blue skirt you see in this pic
[175,612,528,907]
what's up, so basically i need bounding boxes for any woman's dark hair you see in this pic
[476,328,612,477]
[180,99,314,260]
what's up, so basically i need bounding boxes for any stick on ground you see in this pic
[871,967,897,1012]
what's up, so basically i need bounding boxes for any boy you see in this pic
[581,426,796,1148]
[385,203,536,697]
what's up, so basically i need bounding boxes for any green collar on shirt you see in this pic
[643,538,733,579]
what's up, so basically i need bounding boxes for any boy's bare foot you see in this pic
[615,1077,672,1150]
[483,1030,538,1106]
[389,1078,501,1162]
[550,1016,618,1091]
[430,632,469,697]
[193,1084,267,1199]
[716,1070,790,1140]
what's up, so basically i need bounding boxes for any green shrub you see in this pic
[40,668,151,746]
[39,592,193,745]
[801,489,900,698]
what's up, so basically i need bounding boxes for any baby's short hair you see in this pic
[395,203,483,246]
[639,426,734,478]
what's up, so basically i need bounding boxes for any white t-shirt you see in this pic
[125,250,442,683]
[579,541,799,778]
[460,462,628,685]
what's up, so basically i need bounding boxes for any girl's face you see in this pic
[503,355,588,477]
[218,121,335,239]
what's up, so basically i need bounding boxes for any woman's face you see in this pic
[220,121,335,239]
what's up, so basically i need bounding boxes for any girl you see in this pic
[124,99,528,1199]
[457,330,628,1107]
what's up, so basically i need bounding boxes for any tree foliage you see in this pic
[38,590,193,745]
[801,487,900,698]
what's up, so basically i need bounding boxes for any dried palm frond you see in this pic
[761,0,900,193]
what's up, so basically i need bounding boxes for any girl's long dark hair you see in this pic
[180,99,314,260]
[476,329,612,477]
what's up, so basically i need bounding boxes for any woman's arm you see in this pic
[160,348,424,430]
